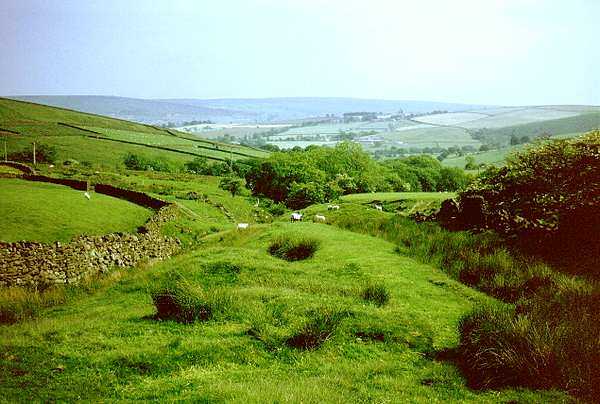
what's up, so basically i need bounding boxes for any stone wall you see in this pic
[95,184,169,210]
[0,205,181,288]
[0,161,35,174]
[24,174,89,191]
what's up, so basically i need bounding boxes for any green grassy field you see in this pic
[0,220,566,402]
[0,98,267,170]
[341,192,456,203]
[441,132,586,169]
[0,179,152,243]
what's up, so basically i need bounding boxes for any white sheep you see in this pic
[237,223,249,230]
[84,192,91,200]
[314,214,326,222]
[290,212,303,222]
[327,204,340,211]
[374,204,383,211]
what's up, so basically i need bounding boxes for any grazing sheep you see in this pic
[314,214,326,222]
[237,223,249,230]
[84,192,91,200]
[374,204,383,211]
[327,204,340,211]
[291,212,303,222]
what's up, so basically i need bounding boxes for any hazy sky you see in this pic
[1,0,598,105]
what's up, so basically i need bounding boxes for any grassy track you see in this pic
[0,178,152,243]
[0,222,566,402]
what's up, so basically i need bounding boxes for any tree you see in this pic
[465,156,477,170]
[219,176,244,196]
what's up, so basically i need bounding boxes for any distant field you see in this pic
[0,179,152,243]
[460,108,580,129]
[412,112,487,126]
[382,126,481,148]
[341,192,456,203]
[441,132,586,169]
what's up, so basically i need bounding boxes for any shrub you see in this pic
[360,283,390,306]
[286,307,350,350]
[8,143,57,164]
[219,176,244,196]
[268,234,320,261]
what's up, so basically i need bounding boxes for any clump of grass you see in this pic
[268,233,320,261]
[456,287,600,401]
[151,275,234,323]
[286,307,350,350]
[360,283,390,307]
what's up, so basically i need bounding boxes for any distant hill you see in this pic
[159,97,489,122]
[7,95,249,125]
[0,97,268,170]
[8,95,489,124]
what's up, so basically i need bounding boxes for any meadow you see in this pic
[340,192,455,203]
[0,215,567,402]
[0,178,152,243]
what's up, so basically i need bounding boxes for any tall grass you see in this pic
[268,233,320,261]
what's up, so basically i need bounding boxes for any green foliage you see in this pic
[184,157,209,173]
[245,142,470,208]
[268,233,320,261]
[219,176,244,196]
[8,142,57,164]
[457,131,600,272]
[123,153,174,172]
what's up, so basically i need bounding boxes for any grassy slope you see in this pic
[0,178,152,243]
[0,221,565,402]
[0,98,267,169]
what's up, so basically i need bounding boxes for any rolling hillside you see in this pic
[0,98,268,170]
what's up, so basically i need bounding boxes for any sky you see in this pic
[0,0,598,105]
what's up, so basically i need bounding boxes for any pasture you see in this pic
[340,192,456,203]
[0,220,565,402]
[0,178,152,243]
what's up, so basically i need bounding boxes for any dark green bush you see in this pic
[268,234,320,261]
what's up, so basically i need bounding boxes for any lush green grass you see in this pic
[0,222,566,401]
[340,192,456,203]
[0,178,152,243]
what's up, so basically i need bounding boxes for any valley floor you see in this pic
[0,221,568,402]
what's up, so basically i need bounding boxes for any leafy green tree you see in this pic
[219,176,244,196]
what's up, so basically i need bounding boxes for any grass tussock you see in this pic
[286,307,350,350]
[457,287,600,400]
[360,283,390,307]
[151,274,235,323]
[0,286,67,324]
[268,233,320,261]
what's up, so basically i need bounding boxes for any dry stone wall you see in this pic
[0,165,184,288]
[0,205,181,288]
